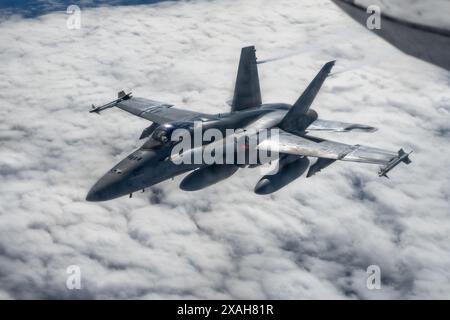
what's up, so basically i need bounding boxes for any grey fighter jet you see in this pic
[86,46,411,201]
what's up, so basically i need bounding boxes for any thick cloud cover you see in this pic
[0,0,449,299]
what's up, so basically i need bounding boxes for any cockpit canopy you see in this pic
[152,124,173,143]
[144,122,193,148]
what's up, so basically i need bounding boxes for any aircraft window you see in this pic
[111,168,122,174]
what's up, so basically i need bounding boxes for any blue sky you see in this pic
[0,0,168,18]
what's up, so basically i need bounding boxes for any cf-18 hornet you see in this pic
[86,46,411,201]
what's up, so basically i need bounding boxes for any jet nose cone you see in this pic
[86,174,121,202]
[86,183,105,202]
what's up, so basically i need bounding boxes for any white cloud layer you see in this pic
[0,0,449,299]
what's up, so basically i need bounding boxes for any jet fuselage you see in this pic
[86,103,290,201]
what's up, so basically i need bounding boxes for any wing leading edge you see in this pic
[90,91,207,124]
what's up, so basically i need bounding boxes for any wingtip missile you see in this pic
[89,91,132,114]
[378,149,412,178]
[90,104,101,114]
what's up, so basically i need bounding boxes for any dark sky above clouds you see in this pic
[0,0,168,18]
[0,0,449,299]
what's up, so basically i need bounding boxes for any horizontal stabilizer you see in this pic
[308,119,377,133]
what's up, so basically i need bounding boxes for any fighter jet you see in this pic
[86,46,411,201]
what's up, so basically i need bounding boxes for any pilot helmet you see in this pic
[152,124,174,143]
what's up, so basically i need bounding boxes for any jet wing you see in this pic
[116,97,205,124]
[308,119,377,132]
[115,97,207,124]
[258,130,411,176]
[90,92,207,124]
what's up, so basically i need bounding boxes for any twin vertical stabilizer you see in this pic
[231,46,262,112]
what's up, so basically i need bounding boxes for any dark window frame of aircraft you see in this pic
[331,0,450,71]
